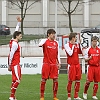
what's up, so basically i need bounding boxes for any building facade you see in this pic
[0,0,100,34]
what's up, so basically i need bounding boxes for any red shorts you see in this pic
[67,64,82,81]
[42,63,58,79]
[11,64,21,82]
[87,66,100,82]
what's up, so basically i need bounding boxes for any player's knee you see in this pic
[68,81,72,84]
[53,78,58,82]
[16,80,20,83]
[86,80,90,84]
[41,79,47,82]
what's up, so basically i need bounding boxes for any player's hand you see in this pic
[89,56,92,60]
[8,65,12,71]
[17,16,22,22]
[78,39,82,44]
[57,63,61,70]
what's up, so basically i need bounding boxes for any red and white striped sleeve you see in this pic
[9,41,18,65]
[38,39,47,47]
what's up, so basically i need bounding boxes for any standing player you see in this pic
[39,29,61,100]
[64,33,83,100]
[8,16,22,100]
[83,36,100,100]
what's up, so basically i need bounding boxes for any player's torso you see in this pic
[43,39,58,64]
[9,40,20,66]
[67,43,80,65]
[88,47,100,66]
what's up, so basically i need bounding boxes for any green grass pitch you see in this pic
[0,74,100,100]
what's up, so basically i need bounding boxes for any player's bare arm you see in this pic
[8,65,11,71]
[15,16,21,31]
[85,56,92,62]
[16,16,22,22]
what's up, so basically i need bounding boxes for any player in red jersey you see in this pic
[8,16,22,100]
[64,33,83,100]
[39,29,61,100]
[83,36,100,100]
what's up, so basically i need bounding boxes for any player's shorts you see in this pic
[42,63,58,79]
[67,64,82,81]
[87,65,100,82]
[11,64,21,82]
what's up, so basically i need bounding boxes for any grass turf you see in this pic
[0,74,100,100]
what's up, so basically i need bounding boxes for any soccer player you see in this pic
[64,33,83,100]
[39,29,61,100]
[8,16,22,100]
[83,36,100,100]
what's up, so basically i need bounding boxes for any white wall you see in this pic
[0,57,43,75]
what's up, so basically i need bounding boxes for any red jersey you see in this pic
[84,46,100,67]
[8,39,20,66]
[39,39,60,64]
[64,42,82,65]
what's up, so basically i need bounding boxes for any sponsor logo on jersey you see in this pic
[47,46,56,49]
[91,54,99,56]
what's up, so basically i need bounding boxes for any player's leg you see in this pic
[74,64,83,100]
[92,67,100,100]
[83,66,93,99]
[49,65,59,100]
[53,78,58,100]
[9,64,21,100]
[67,64,76,100]
[40,64,50,100]
[67,80,72,100]
[92,82,98,100]
[83,80,90,99]
[40,79,47,100]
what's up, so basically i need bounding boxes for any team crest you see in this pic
[97,50,99,53]
[54,42,56,45]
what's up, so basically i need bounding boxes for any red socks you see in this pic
[93,83,98,96]
[10,81,19,98]
[84,82,90,94]
[74,81,80,98]
[53,81,58,98]
[67,81,72,97]
[40,81,46,98]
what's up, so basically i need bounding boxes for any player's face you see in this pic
[17,34,22,40]
[92,40,97,47]
[49,32,56,40]
[72,36,77,43]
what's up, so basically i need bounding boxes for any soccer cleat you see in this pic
[67,97,71,100]
[74,97,83,100]
[92,96,98,100]
[40,98,44,100]
[9,97,14,100]
[53,97,59,100]
[83,93,87,99]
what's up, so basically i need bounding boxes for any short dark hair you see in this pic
[13,31,21,39]
[69,33,77,40]
[91,36,98,41]
[47,29,56,37]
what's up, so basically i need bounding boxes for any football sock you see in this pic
[84,82,90,94]
[40,81,46,98]
[10,80,19,98]
[93,83,98,96]
[67,81,72,97]
[53,81,58,98]
[74,81,80,98]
